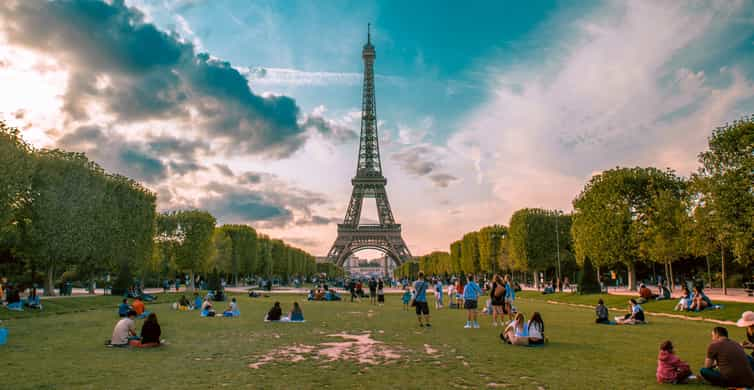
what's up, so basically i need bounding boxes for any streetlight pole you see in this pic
[555,210,562,292]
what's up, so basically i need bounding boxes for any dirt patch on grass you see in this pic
[248,332,404,369]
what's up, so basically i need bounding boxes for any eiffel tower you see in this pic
[326,25,412,267]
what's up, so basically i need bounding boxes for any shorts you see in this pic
[415,301,429,315]
[491,296,505,306]
[464,300,478,309]
[370,290,377,297]
[505,297,513,304]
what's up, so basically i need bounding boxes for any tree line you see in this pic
[397,116,753,293]
[0,121,331,295]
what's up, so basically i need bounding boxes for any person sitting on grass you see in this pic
[527,312,545,345]
[118,298,131,317]
[638,283,657,303]
[595,299,610,324]
[402,288,411,311]
[700,326,754,388]
[736,311,754,357]
[110,310,137,347]
[131,297,147,318]
[462,275,483,329]
[289,302,304,322]
[656,340,693,384]
[266,302,282,321]
[130,313,162,348]
[325,289,341,301]
[307,289,315,301]
[201,297,216,317]
[25,290,41,309]
[501,312,529,345]
[690,286,712,312]
[656,283,671,301]
[223,297,240,317]
[193,293,202,310]
[674,286,692,311]
[616,299,645,325]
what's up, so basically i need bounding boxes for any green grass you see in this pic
[517,291,748,322]
[1,292,748,389]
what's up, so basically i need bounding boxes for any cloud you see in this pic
[390,144,459,187]
[0,0,341,159]
[428,173,459,188]
[450,0,754,218]
[242,66,402,87]
[301,115,358,143]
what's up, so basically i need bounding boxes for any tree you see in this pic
[691,116,754,294]
[508,209,570,287]
[168,210,216,292]
[571,167,684,290]
[460,232,480,274]
[640,188,689,290]
[578,256,601,294]
[478,225,507,275]
[0,121,34,246]
[449,240,462,274]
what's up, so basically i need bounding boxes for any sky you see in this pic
[1,0,753,258]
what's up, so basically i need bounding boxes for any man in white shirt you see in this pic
[110,310,137,346]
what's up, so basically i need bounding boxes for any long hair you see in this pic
[145,312,158,326]
[530,312,544,333]
[293,302,301,313]
[494,274,504,284]
[514,313,525,330]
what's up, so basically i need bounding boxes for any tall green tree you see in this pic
[165,210,216,292]
[460,231,480,274]
[691,116,754,294]
[571,167,684,290]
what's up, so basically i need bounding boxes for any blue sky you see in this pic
[1,0,753,257]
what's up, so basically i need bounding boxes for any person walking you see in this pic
[504,274,516,322]
[414,272,431,328]
[463,275,483,329]
[369,278,378,305]
[490,274,506,327]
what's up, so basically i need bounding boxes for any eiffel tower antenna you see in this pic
[326,24,412,268]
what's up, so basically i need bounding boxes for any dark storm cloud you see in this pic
[204,190,293,226]
[57,125,208,183]
[0,0,337,158]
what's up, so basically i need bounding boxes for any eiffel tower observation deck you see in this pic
[326,24,412,267]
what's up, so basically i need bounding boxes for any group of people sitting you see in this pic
[674,286,716,312]
[500,312,546,346]
[199,297,240,317]
[637,283,671,303]
[593,298,647,325]
[655,314,754,388]
[307,288,341,301]
[118,297,150,319]
[265,301,305,322]
[1,284,42,311]
[108,310,163,348]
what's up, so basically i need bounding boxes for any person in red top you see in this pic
[656,340,692,384]
[131,297,145,316]
[639,283,657,300]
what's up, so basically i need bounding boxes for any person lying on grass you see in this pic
[615,299,645,325]
[656,340,693,384]
[700,326,754,388]
[266,302,282,321]
[527,312,545,345]
[736,311,754,356]
[289,302,304,322]
[110,310,137,347]
[595,299,610,324]
[674,286,692,311]
[130,313,162,348]
[501,313,529,345]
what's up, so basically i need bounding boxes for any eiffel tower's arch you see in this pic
[326,25,412,267]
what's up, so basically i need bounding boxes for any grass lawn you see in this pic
[1,291,750,389]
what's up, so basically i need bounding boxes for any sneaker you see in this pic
[473,322,480,329]
[492,322,497,327]
[464,323,472,329]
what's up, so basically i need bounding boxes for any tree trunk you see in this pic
[706,256,712,289]
[627,262,637,291]
[44,266,55,296]
[190,269,196,292]
[668,261,675,291]
[721,245,727,295]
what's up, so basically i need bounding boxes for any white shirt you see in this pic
[111,318,135,345]
[528,321,543,339]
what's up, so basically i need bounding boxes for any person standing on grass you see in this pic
[447,282,456,309]
[435,278,443,309]
[377,279,385,306]
[369,278,378,305]
[700,327,754,388]
[504,274,516,322]
[490,274,506,327]
[463,275,483,329]
[402,287,411,311]
[413,272,431,327]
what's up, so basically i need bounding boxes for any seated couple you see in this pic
[109,311,163,348]
[500,312,545,346]
[638,283,671,302]
[118,297,149,318]
[174,294,202,311]
[675,286,714,312]
[615,299,645,324]
[265,302,305,322]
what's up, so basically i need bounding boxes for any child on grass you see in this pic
[656,340,693,384]
[402,288,412,311]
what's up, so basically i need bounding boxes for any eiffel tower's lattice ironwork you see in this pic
[326,25,412,267]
